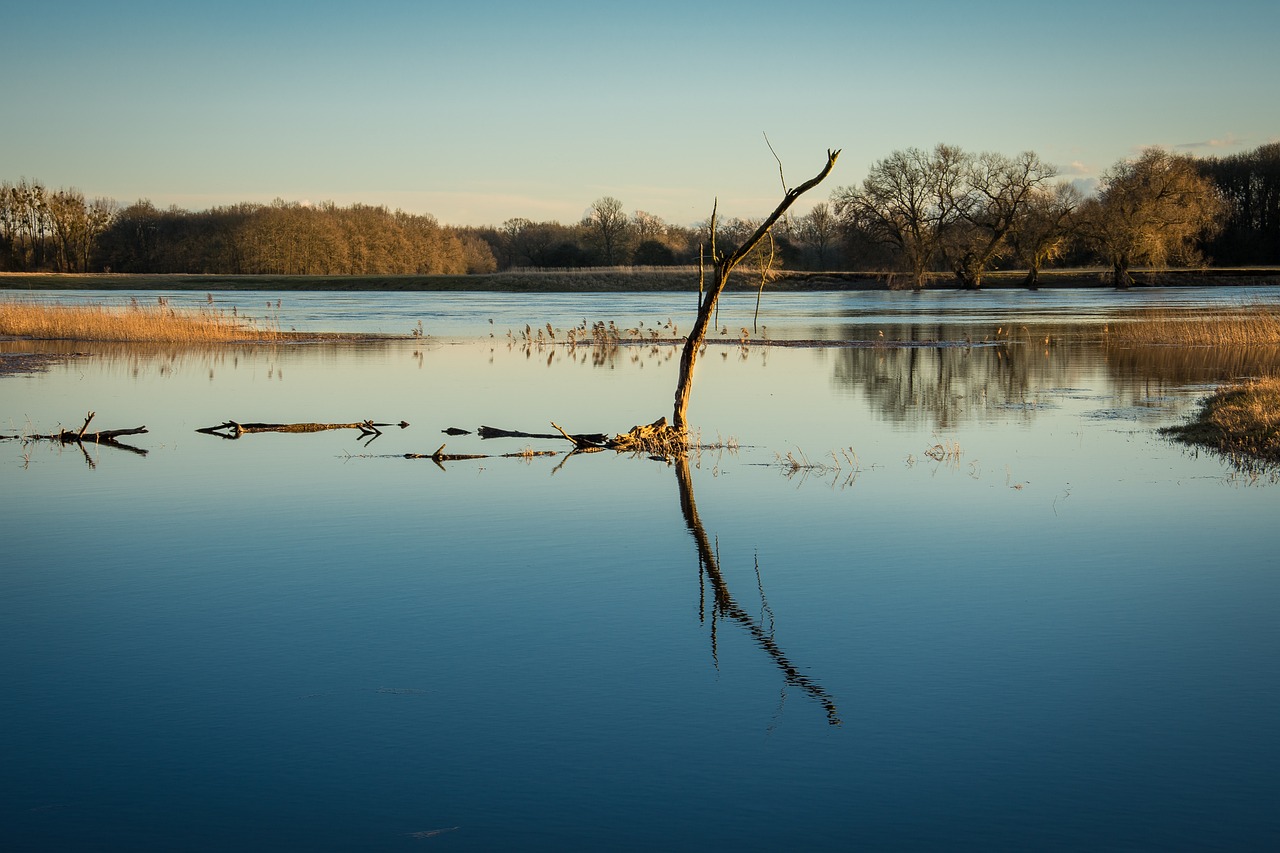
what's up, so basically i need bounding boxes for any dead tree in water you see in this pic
[671,148,841,433]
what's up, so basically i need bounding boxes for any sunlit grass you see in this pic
[0,298,282,343]
[1104,305,1280,346]
[1163,377,1280,465]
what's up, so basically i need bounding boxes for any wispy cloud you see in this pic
[1175,134,1243,151]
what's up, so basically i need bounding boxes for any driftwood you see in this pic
[549,421,610,451]
[477,424,609,444]
[475,420,681,456]
[24,411,149,457]
[405,443,557,470]
[197,419,408,440]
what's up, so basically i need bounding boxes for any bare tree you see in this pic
[671,149,840,432]
[943,150,1057,289]
[831,144,967,290]
[1007,181,1080,288]
[1080,147,1224,288]
[582,196,630,265]
[796,201,840,269]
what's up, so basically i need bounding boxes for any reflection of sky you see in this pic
[4,301,1280,849]
[12,286,1280,339]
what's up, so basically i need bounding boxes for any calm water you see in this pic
[3,288,1279,851]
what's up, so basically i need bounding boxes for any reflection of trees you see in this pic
[832,320,1280,428]
[831,324,1095,427]
[674,455,840,726]
[1105,344,1280,386]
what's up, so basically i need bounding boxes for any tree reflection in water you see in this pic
[674,453,841,726]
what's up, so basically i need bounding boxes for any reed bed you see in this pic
[1104,305,1280,346]
[1163,377,1280,465]
[0,298,282,343]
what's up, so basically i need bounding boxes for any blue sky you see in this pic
[6,0,1277,226]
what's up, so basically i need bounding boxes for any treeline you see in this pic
[0,190,497,275]
[2,142,1277,283]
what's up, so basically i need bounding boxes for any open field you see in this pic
[3,267,1280,293]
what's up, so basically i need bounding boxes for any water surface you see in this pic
[3,288,1278,851]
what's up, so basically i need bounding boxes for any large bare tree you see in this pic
[831,144,967,290]
[943,150,1057,289]
[671,149,840,432]
[1080,147,1224,288]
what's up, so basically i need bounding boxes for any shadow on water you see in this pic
[674,453,841,726]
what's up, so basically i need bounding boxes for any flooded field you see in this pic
[3,288,1279,851]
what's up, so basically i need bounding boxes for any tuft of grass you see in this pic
[0,297,282,343]
[1162,377,1280,465]
[1105,305,1280,346]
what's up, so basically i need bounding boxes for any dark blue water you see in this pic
[3,289,1279,850]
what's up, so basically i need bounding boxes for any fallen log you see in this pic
[197,419,408,440]
[477,424,605,442]
[24,412,149,456]
[549,421,609,450]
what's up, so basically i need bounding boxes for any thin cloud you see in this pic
[1175,134,1243,151]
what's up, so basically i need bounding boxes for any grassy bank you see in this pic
[4,267,1279,293]
[1163,378,1280,466]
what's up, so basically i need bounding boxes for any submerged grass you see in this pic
[1105,305,1280,346]
[0,297,282,343]
[1163,377,1280,465]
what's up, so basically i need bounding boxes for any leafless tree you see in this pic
[1079,147,1224,288]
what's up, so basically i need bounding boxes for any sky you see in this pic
[6,0,1278,228]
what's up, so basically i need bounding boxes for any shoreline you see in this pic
[3,268,1279,293]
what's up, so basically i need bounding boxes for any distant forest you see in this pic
[2,142,1277,286]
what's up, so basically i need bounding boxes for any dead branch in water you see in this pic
[403,443,557,471]
[24,411,149,456]
[197,419,409,442]
[477,424,611,444]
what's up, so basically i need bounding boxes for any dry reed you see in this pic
[1104,305,1280,346]
[0,298,281,343]
[1162,377,1280,465]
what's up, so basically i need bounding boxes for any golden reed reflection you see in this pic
[675,453,841,726]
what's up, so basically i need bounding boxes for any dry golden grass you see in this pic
[1163,377,1280,464]
[0,298,282,343]
[1105,305,1280,346]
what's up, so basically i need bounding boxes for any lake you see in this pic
[3,288,1279,851]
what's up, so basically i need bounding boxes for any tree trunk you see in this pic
[1113,259,1132,289]
[672,149,840,431]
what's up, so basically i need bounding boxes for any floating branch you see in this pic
[197,419,409,441]
[24,411,149,456]
[549,421,610,451]
[403,443,557,471]
[477,424,609,444]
